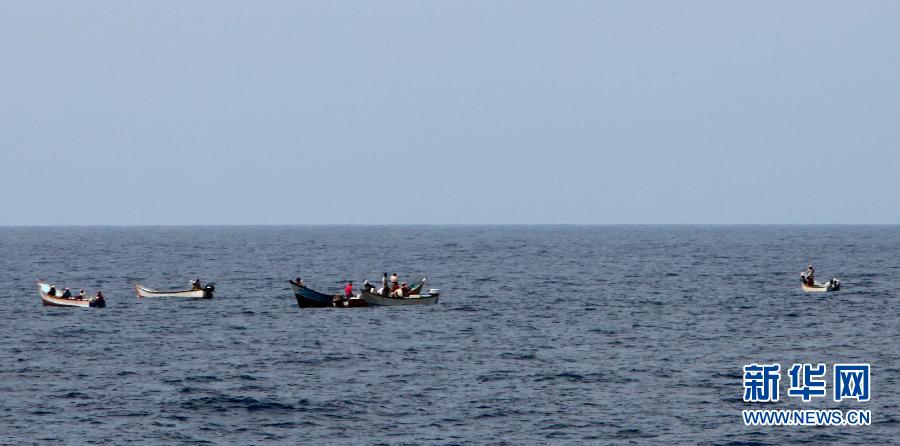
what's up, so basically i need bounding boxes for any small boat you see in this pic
[359,288,440,306]
[289,278,431,308]
[288,280,375,308]
[37,280,105,308]
[134,282,215,299]
[800,276,841,292]
[289,279,350,308]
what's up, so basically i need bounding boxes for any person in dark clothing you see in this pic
[61,288,72,298]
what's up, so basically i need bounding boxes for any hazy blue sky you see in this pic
[2,1,898,224]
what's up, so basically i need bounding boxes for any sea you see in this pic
[0,226,896,445]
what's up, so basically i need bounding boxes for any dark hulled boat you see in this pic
[288,278,432,308]
[289,280,340,307]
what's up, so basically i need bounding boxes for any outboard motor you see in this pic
[203,283,216,299]
[828,278,840,291]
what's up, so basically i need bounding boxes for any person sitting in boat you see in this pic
[192,279,203,290]
[344,281,353,300]
[79,289,86,300]
[390,272,399,288]
[295,277,305,288]
[390,273,401,295]
[362,279,375,293]
[390,281,408,298]
[47,286,57,296]
[61,288,72,299]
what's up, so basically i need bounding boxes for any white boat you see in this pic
[801,277,840,292]
[38,280,105,308]
[134,283,215,298]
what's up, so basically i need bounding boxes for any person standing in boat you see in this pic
[344,281,353,300]
[381,272,389,296]
[806,265,815,286]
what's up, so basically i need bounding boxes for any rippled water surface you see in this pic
[0,226,897,445]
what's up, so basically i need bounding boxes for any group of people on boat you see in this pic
[344,273,411,299]
[296,272,416,299]
[46,285,105,304]
[379,272,411,297]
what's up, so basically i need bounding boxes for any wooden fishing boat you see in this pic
[289,280,344,308]
[800,270,841,292]
[37,280,105,308]
[800,275,841,292]
[288,277,431,308]
[802,281,840,292]
[134,283,215,299]
[359,289,440,306]
[288,280,372,308]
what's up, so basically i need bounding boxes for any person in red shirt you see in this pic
[344,281,353,299]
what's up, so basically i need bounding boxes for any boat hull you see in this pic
[802,284,837,292]
[333,297,368,308]
[134,284,212,299]
[360,290,439,306]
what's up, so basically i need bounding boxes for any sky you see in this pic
[1,1,899,225]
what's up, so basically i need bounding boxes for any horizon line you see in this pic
[2,223,899,228]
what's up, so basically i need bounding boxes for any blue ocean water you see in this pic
[0,226,897,445]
